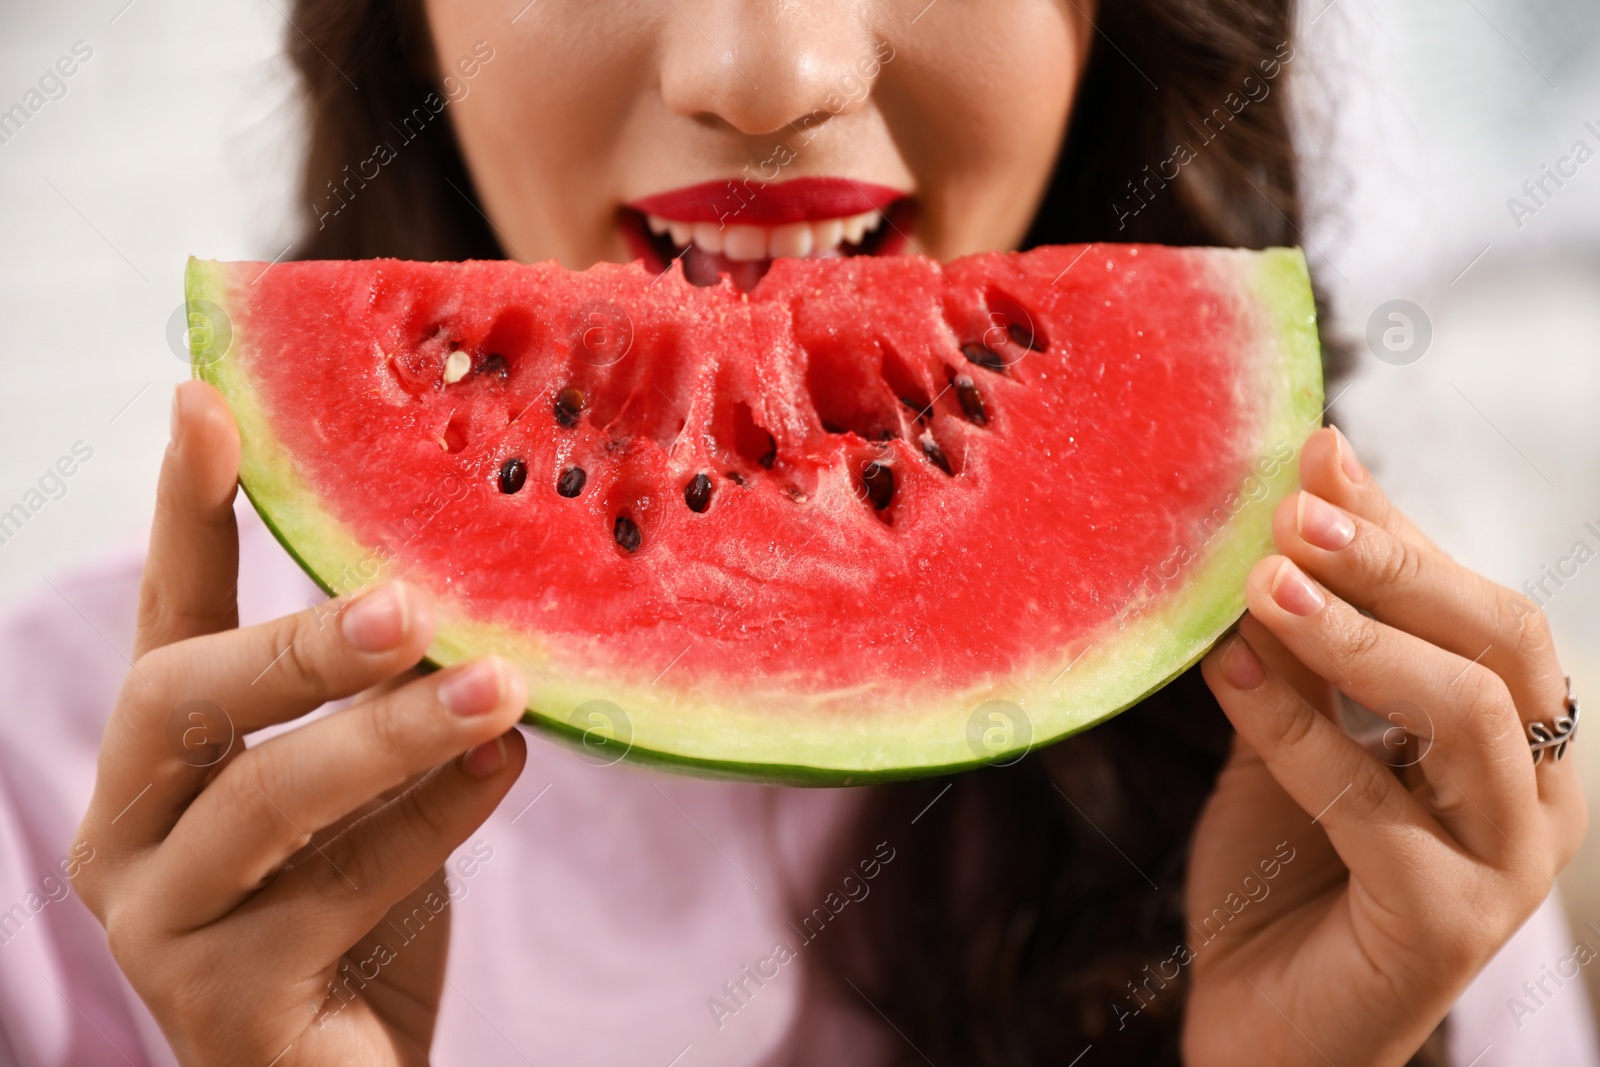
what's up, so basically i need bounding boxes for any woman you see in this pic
[0,0,1590,1064]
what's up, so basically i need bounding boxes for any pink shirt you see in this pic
[0,505,1594,1066]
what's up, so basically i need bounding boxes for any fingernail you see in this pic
[1271,558,1326,616]
[1333,426,1365,483]
[1297,492,1355,550]
[340,582,410,652]
[1222,636,1265,690]
[462,736,507,779]
[438,659,504,717]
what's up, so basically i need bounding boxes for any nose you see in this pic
[658,1,879,137]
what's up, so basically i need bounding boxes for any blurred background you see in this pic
[2,0,1599,1025]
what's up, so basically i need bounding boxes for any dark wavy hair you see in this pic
[283,1,1444,1062]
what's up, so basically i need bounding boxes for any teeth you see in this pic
[812,217,844,250]
[723,224,768,262]
[841,210,881,246]
[642,208,891,261]
[768,222,813,258]
[692,221,724,255]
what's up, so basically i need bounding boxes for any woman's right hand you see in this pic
[71,380,529,1066]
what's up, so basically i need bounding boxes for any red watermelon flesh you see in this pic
[187,246,1322,783]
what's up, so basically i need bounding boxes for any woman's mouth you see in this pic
[620,176,916,289]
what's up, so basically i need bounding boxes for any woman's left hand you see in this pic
[1185,426,1587,1067]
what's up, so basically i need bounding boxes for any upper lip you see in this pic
[627,176,909,225]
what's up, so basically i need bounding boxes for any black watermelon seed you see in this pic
[1007,321,1044,351]
[962,343,1006,372]
[556,466,586,497]
[554,387,586,427]
[922,438,953,474]
[862,462,895,510]
[498,457,527,494]
[900,396,930,423]
[759,440,777,469]
[685,473,712,513]
[614,514,642,553]
[726,470,746,486]
[953,375,988,426]
[479,353,510,378]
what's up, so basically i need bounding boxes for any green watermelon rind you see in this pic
[187,249,1323,786]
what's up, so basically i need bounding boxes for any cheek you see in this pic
[424,0,649,264]
[884,1,1081,254]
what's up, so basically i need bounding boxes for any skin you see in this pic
[72,2,1584,1064]
[1187,429,1587,1064]
[429,0,1085,266]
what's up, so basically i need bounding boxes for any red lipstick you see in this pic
[629,176,908,225]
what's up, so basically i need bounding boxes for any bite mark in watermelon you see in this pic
[186,245,1323,784]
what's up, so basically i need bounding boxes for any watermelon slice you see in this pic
[185,246,1322,784]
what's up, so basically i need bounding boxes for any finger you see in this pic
[1300,426,1438,554]
[1275,485,1568,718]
[1274,488,1576,806]
[84,582,435,853]
[1237,613,1339,718]
[246,677,431,879]
[1244,555,1542,860]
[148,579,438,732]
[242,729,525,979]
[329,870,455,1044]
[1302,430,1584,860]
[275,726,435,875]
[1201,632,1445,897]
[147,658,526,928]
[133,381,241,660]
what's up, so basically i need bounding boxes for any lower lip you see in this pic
[618,197,917,291]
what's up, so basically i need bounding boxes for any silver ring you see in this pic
[1529,676,1579,765]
